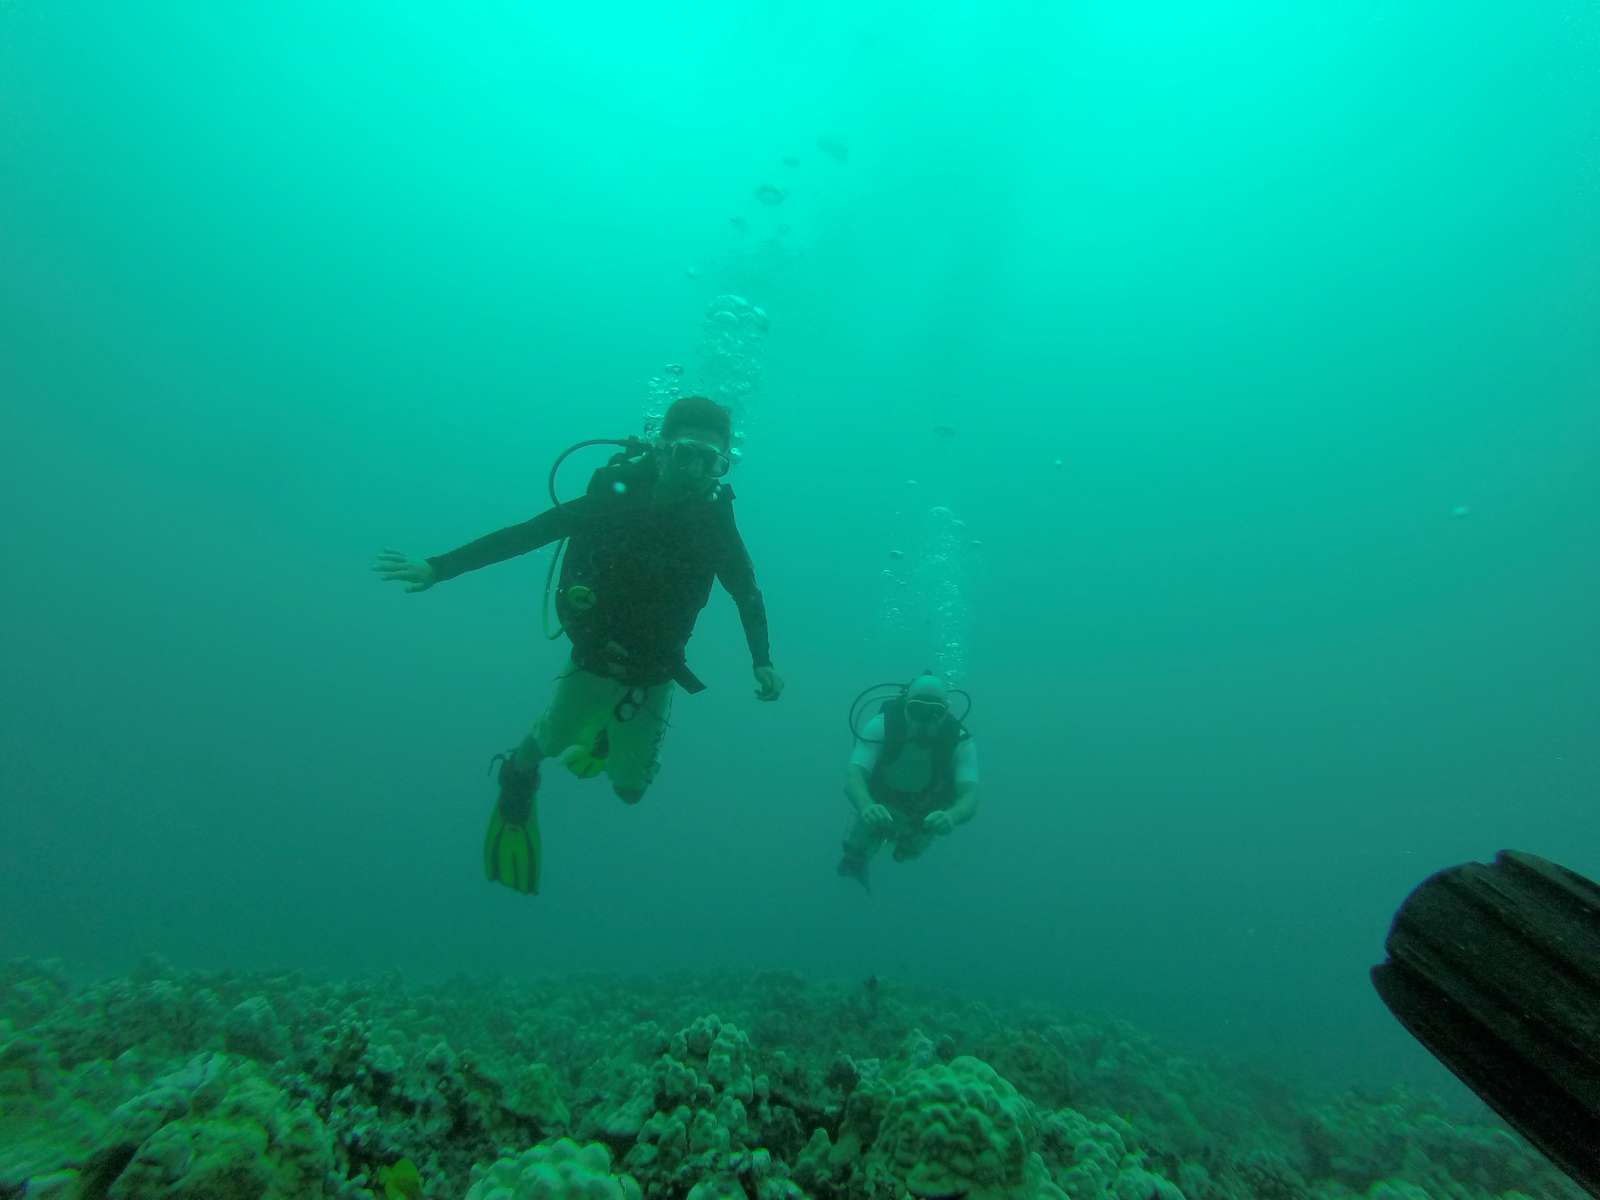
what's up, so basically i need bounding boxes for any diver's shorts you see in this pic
[535,665,673,793]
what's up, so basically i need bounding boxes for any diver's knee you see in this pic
[615,785,646,805]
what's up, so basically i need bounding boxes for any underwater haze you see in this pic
[3,0,1598,1178]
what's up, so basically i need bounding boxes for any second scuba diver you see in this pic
[374,396,784,895]
[838,673,979,890]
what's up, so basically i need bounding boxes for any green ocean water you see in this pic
[2,0,1596,1116]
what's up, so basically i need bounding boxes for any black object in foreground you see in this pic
[1372,850,1600,1197]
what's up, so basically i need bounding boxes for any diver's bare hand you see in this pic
[923,810,956,836]
[372,549,436,593]
[861,804,894,833]
[753,665,785,701]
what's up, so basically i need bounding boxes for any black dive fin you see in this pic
[1372,850,1600,1197]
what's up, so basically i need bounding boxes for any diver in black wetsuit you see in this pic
[374,396,784,895]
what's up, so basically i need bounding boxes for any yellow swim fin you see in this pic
[484,803,540,894]
[484,752,541,894]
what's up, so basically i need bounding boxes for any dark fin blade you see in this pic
[1373,850,1600,1196]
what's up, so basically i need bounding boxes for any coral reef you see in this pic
[0,959,1582,1200]
[465,1138,639,1200]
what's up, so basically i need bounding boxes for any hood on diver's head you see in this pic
[661,395,732,448]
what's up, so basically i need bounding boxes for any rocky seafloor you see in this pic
[0,958,1580,1200]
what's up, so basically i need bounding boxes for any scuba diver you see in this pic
[373,395,784,896]
[837,672,978,890]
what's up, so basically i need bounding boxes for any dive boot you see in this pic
[559,726,610,779]
[484,750,541,894]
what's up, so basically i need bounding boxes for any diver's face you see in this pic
[905,697,947,736]
[658,424,731,495]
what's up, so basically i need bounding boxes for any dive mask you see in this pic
[664,438,731,478]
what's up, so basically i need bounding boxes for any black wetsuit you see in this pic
[427,453,770,689]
